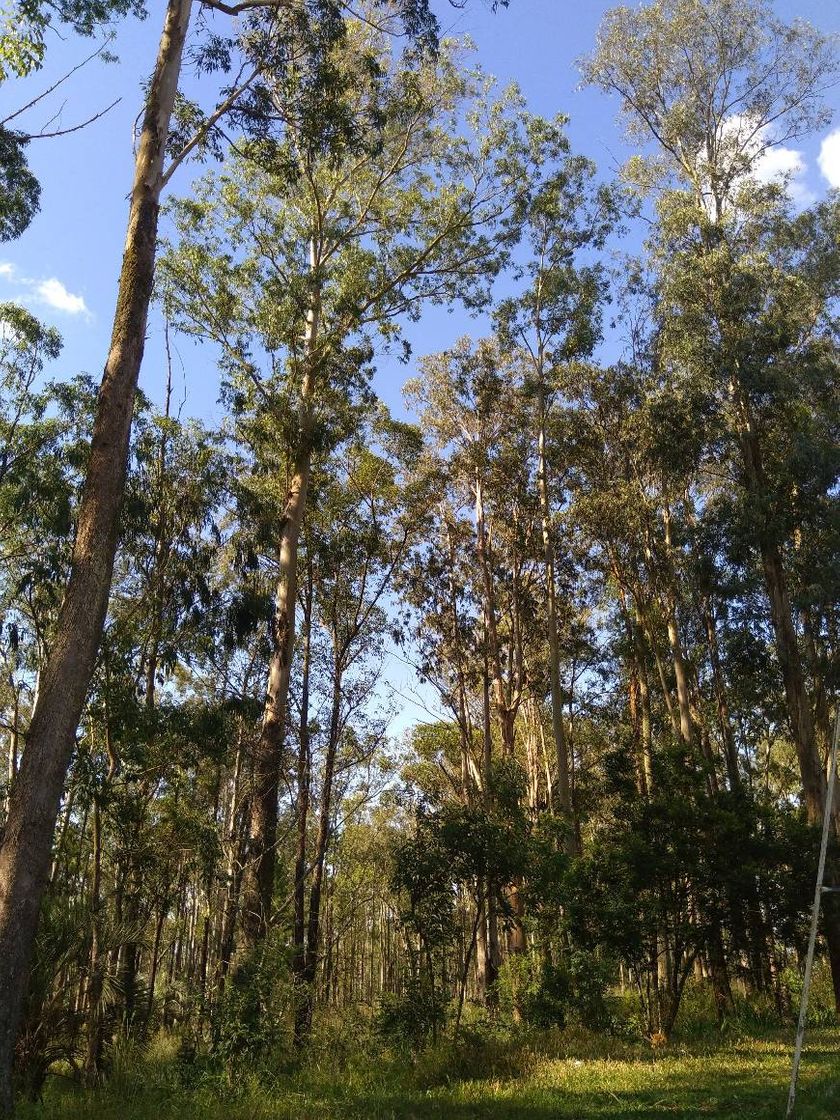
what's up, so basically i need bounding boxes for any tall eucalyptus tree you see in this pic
[584,0,840,1003]
[0,1,472,1107]
[160,29,534,954]
[494,125,615,846]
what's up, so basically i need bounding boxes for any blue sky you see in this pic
[1,0,837,427]
[1,0,838,733]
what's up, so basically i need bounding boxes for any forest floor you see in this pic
[17,1025,840,1120]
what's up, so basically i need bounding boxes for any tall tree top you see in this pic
[581,0,838,213]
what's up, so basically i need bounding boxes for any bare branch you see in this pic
[19,98,121,141]
[0,38,115,128]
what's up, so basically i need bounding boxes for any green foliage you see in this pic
[0,0,145,81]
[212,943,292,1067]
[497,954,568,1029]
[583,0,837,197]
[0,310,95,749]
[14,1023,840,1118]
[14,896,87,1101]
[7,1,840,1110]
[392,798,528,947]
[375,977,447,1046]
[159,33,542,463]
[0,129,40,240]
[496,951,614,1033]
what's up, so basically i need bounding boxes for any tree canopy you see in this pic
[0,0,839,1115]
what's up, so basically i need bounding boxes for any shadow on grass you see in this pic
[336,1048,840,1120]
[20,1032,840,1120]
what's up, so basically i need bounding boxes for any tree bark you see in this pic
[474,475,513,755]
[535,376,574,846]
[629,609,654,797]
[479,654,500,1007]
[216,728,246,993]
[442,514,474,804]
[238,261,320,956]
[84,799,104,1084]
[700,594,741,794]
[0,4,192,1111]
[298,656,343,1040]
[292,573,314,1045]
[238,434,313,951]
[730,379,840,1009]
[730,381,823,818]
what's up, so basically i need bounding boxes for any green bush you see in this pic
[498,950,616,1032]
[566,949,615,1031]
[523,961,570,1029]
[211,940,293,1069]
[374,978,447,1046]
[780,959,836,1027]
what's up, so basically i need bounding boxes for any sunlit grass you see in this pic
[17,1024,840,1119]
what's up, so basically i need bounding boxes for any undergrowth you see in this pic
[16,973,840,1119]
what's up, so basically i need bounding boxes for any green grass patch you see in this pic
[18,1026,840,1119]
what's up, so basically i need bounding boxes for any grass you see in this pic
[17,1024,840,1120]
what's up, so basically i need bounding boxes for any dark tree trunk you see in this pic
[298,660,343,1041]
[292,575,314,1046]
[0,4,192,1112]
[731,383,840,1010]
[84,800,104,1084]
[238,348,317,957]
[700,595,741,793]
[535,376,573,838]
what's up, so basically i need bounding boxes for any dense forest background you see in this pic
[0,0,840,1116]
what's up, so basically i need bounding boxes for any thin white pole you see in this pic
[785,705,840,1118]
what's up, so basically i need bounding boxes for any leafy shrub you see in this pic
[523,962,570,1029]
[566,949,615,1031]
[780,959,836,1027]
[374,977,447,1045]
[211,940,292,1069]
[499,950,614,1032]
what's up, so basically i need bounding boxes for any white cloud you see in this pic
[0,264,90,318]
[732,119,812,203]
[788,179,818,209]
[753,143,804,184]
[757,144,815,207]
[697,115,814,211]
[818,129,840,189]
[34,277,88,316]
[0,268,91,322]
